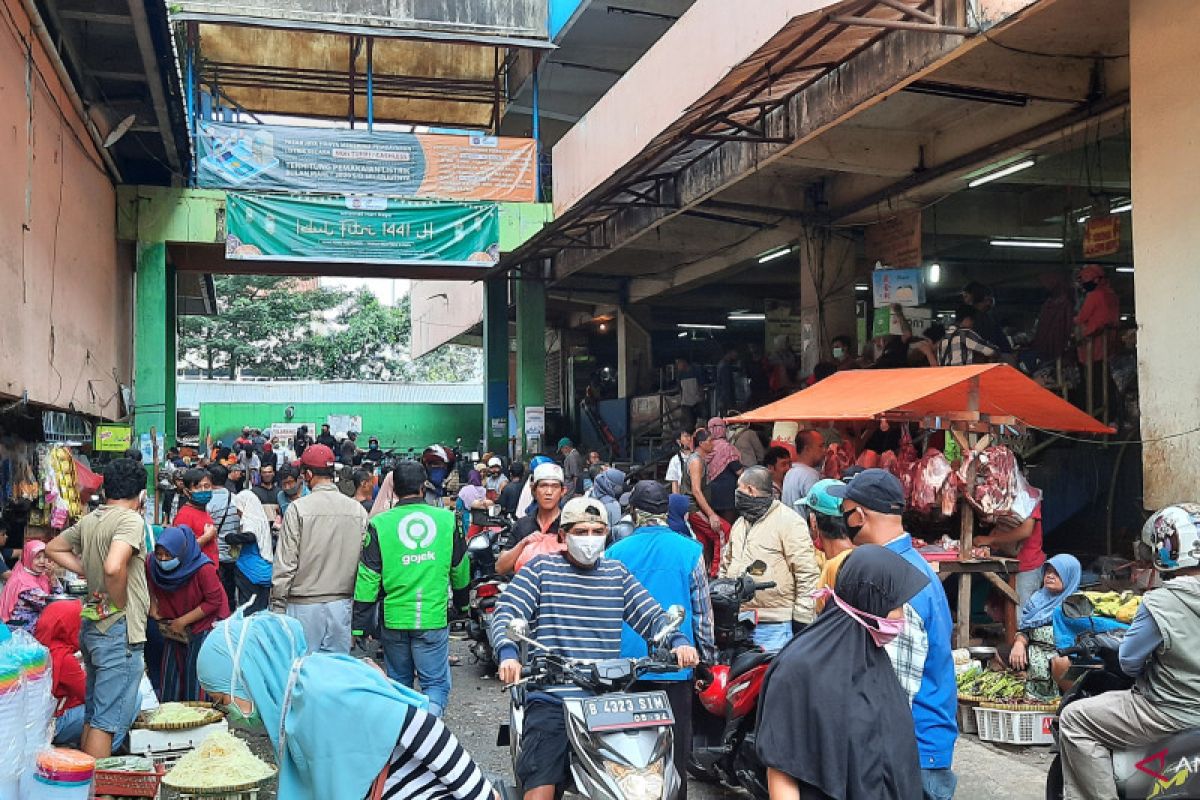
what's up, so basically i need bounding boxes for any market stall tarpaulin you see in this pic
[726,364,1113,434]
[225,193,500,266]
[197,121,537,201]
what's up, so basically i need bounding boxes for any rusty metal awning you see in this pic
[501,0,975,273]
[178,0,553,129]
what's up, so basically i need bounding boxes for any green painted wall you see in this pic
[200,401,482,453]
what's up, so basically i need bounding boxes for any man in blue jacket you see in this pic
[831,469,958,799]
[607,481,717,800]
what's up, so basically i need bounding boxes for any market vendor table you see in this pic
[926,556,1020,647]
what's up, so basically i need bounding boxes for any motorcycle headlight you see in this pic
[604,761,664,800]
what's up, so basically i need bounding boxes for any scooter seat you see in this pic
[729,649,773,680]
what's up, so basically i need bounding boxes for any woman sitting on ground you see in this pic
[198,611,498,800]
[1010,553,1081,701]
[0,540,60,630]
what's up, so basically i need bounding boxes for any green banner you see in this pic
[225,193,500,266]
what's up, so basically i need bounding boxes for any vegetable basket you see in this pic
[135,701,224,731]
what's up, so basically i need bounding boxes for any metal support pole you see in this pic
[532,51,541,201]
[348,35,357,129]
[366,37,375,133]
[185,25,197,186]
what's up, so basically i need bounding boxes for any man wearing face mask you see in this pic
[46,458,152,758]
[272,444,369,655]
[1074,264,1120,411]
[172,468,220,565]
[721,466,820,651]
[828,469,957,800]
[491,496,700,800]
[275,465,308,516]
[831,334,858,371]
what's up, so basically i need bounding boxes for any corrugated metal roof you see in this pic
[178,380,482,408]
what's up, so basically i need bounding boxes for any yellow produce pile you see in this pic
[164,731,275,789]
[1081,591,1143,623]
[146,702,213,726]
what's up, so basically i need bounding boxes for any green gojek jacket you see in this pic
[353,499,470,634]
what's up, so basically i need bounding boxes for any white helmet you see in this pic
[1141,503,1200,572]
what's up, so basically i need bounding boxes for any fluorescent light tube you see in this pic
[677,323,727,330]
[757,248,791,264]
[989,239,1063,249]
[968,158,1036,188]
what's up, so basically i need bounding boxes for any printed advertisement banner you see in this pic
[225,193,500,266]
[871,268,926,308]
[197,121,537,201]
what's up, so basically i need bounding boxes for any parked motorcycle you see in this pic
[464,509,514,670]
[1046,630,1200,799]
[498,608,687,800]
[690,562,776,798]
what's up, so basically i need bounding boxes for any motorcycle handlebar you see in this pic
[754,581,777,591]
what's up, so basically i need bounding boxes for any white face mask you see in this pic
[566,534,606,566]
[832,346,846,360]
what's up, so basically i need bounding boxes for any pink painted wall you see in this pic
[550,0,849,215]
[0,0,132,419]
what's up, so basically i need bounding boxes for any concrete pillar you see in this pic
[482,277,510,454]
[798,228,857,375]
[133,241,174,491]
[1130,0,1200,507]
[617,308,652,399]
[515,269,546,458]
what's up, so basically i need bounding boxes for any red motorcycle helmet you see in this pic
[697,664,730,716]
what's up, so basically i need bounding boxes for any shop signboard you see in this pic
[268,423,318,444]
[872,305,932,338]
[864,209,922,267]
[226,193,500,266]
[139,432,165,465]
[1083,215,1121,258]
[197,122,537,202]
[94,424,133,452]
[872,268,926,308]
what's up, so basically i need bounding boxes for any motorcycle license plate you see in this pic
[582,691,674,732]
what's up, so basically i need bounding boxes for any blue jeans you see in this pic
[53,704,87,747]
[1015,566,1044,609]
[753,621,794,653]
[380,627,451,716]
[921,767,958,800]
[80,617,144,749]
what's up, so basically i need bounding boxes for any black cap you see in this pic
[629,480,669,514]
[827,468,905,515]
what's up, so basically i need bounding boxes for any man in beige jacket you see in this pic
[720,466,820,652]
[271,444,369,654]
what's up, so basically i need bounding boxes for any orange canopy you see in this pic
[726,364,1113,434]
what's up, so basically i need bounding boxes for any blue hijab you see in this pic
[150,525,212,591]
[197,611,427,800]
[667,493,691,537]
[1019,553,1081,629]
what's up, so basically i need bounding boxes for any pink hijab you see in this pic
[705,417,742,482]
[0,540,53,621]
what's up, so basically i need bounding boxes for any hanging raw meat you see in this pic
[911,451,953,515]
[895,427,920,500]
[821,441,856,479]
[967,445,1039,525]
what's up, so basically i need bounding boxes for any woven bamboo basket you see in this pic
[135,700,225,731]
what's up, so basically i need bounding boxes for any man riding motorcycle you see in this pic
[490,496,700,800]
[1058,503,1200,799]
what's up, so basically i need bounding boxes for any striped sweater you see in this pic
[380,704,494,800]
[490,554,685,696]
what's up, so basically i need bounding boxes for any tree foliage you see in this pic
[178,276,480,382]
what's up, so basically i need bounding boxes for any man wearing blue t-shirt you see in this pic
[830,469,958,799]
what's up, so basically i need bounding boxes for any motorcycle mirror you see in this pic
[467,535,492,553]
[488,505,500,518]
[747,560,768,577]
[507,618,529,641]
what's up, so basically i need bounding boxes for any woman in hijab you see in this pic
[704,418,743,524]
[0,540,58,629]
[147,525,230,701]
[1010,553,1080,701]
[227,490,274,614]
[757,545,928,800]
[667,494,693,538]
[198,611,497,800]
[33,598,87,746]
